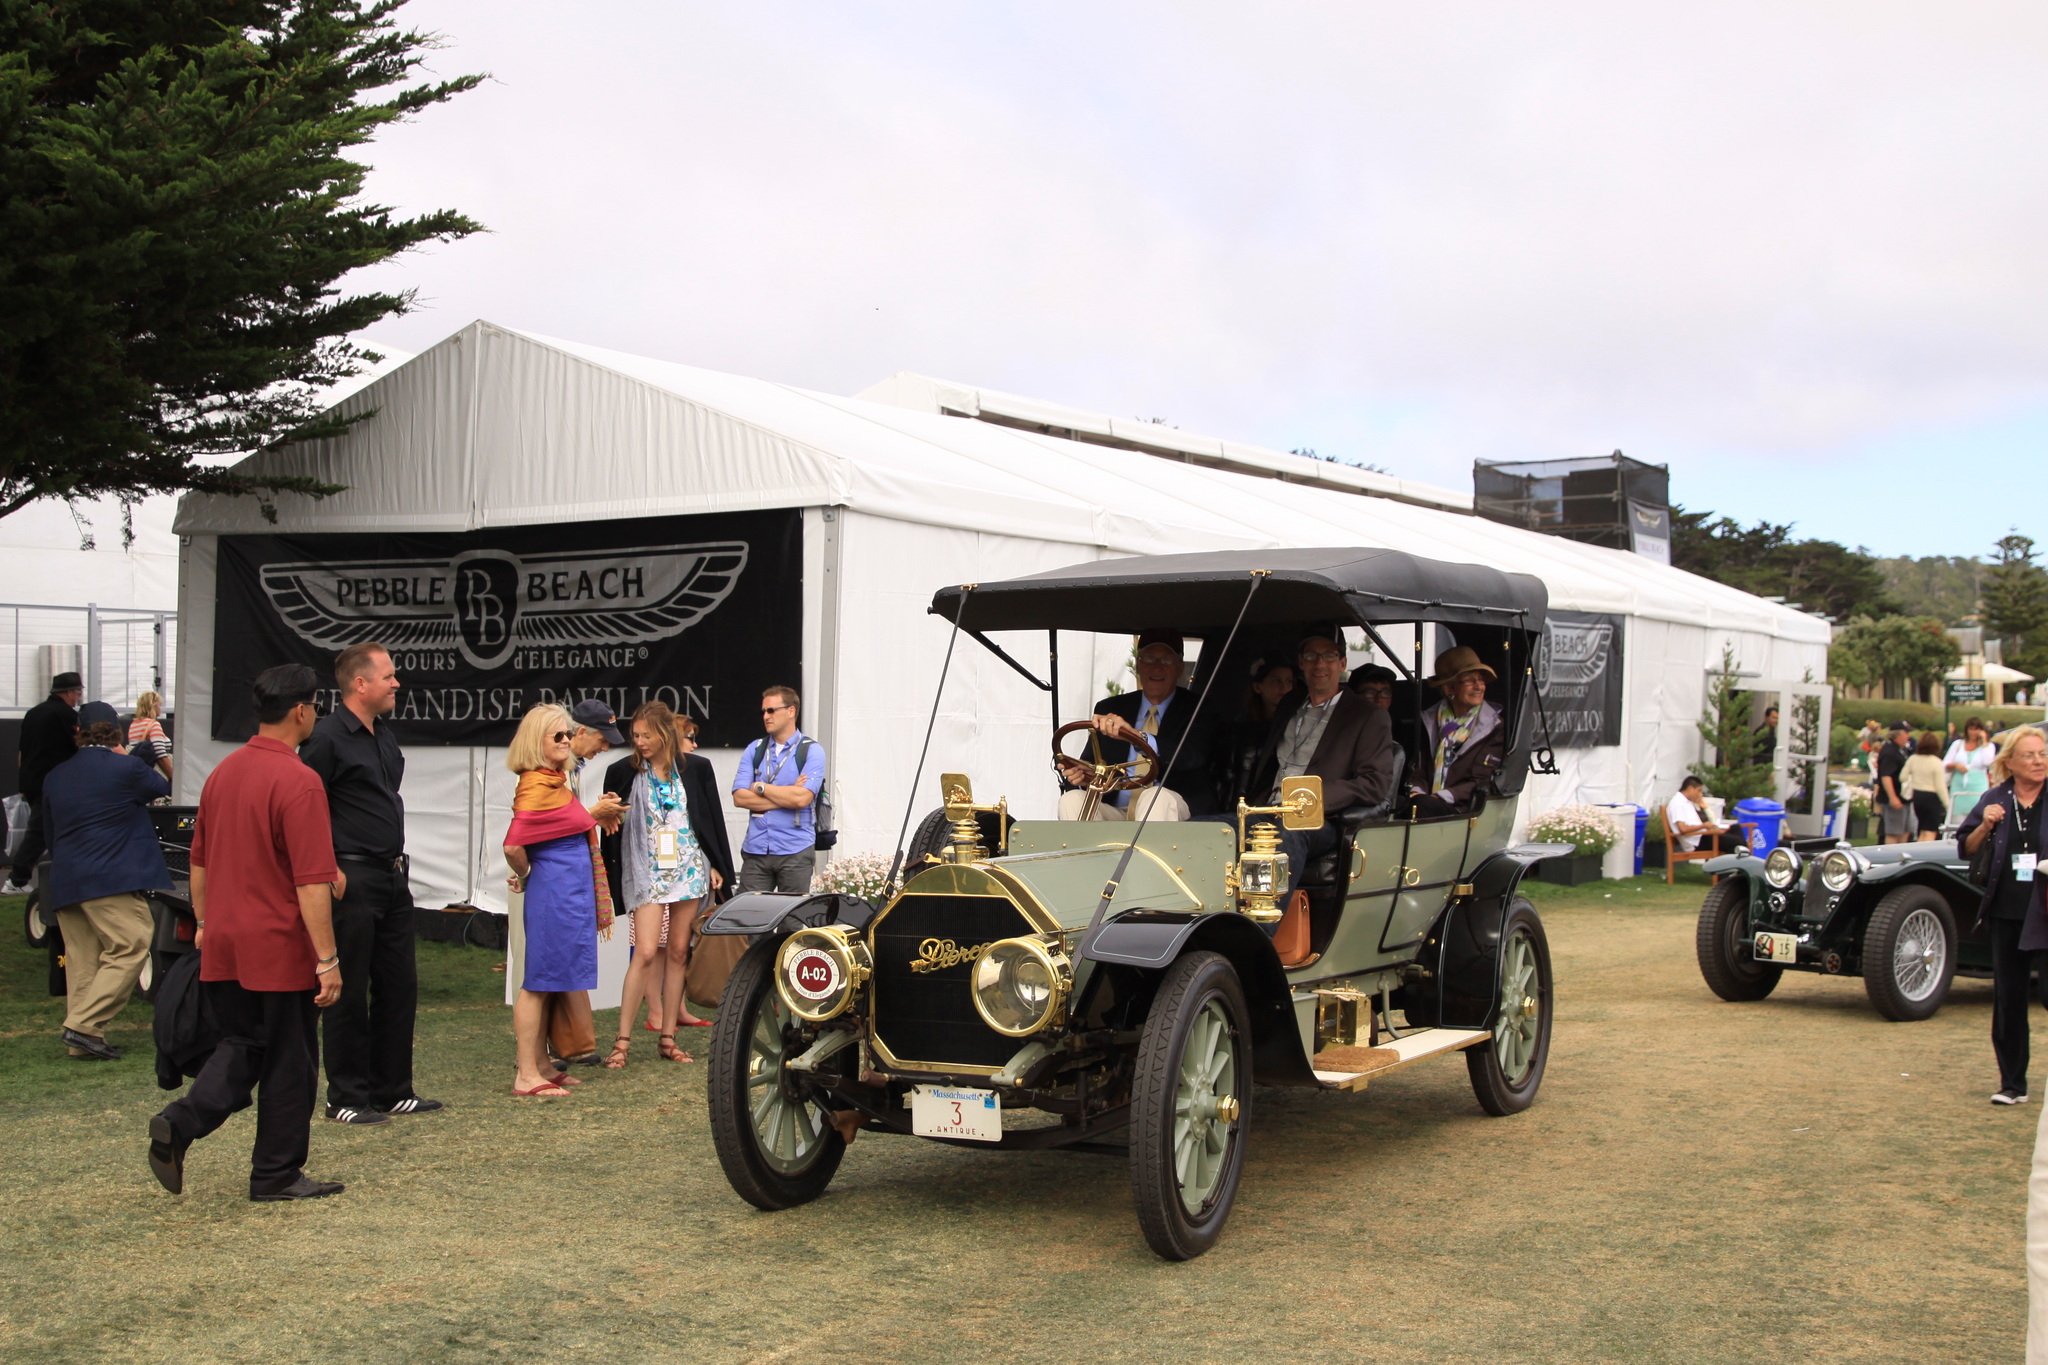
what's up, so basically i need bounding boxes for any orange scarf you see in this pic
[507,767,612,937]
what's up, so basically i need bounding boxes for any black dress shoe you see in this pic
[250,1177,345,1202]
[64,1028,122,1060]
[148,1114,188,1194]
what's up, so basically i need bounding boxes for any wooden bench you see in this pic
[1664,821,1762,884]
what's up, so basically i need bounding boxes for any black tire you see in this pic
[905,808,954,870]
[24,892,50,949]
[1466,896,1553,1116]
[707,937,846,1210]
[1129,950,1252,1261]
[1862,885,1958,1022]
[1695,876,1781,1002]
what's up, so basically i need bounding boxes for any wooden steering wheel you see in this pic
[1053,718,1162,800]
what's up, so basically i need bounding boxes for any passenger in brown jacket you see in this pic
[1246,634,1397,899]
[1406,646,1506,818]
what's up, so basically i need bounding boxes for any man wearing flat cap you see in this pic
[1057,632,1217,821]
[1406,645,1506,818]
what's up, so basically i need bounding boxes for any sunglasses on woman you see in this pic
[549,730,573,743]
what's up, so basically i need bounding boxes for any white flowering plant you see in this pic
[810,851,896,903]
[1526,804,1619,858]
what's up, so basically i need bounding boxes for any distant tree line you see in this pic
[1675,510,2048,701]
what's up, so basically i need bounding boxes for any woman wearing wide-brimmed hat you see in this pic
[1406,646,1505,818]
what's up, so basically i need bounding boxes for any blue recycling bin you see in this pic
[1732,797,1786,853]
[1629,805,1648,875]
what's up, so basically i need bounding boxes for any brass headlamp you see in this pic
[1231,775,1324,923]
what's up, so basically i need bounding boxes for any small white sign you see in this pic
[1754,932,1799,964]
[911,1085,1001,1142]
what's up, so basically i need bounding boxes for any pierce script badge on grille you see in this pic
[908,938,992,973]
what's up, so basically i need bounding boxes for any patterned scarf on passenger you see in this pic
[508,767,614,937]
[1426,700,1488,795]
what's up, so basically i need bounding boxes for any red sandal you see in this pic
[513,1079,570,1097]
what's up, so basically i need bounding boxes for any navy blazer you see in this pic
[40,745,172,909]
[1956,781,2048,947]
[1069,687,1222,816]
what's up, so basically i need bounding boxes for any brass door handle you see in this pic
[1401,866,1422,887]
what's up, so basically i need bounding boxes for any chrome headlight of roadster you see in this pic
[1763,847,1800,889]
[776,925,872,1023]
[971,936,1072,1037]
[1818,849,1860,894]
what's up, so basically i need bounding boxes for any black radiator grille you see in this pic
[870,893,1034,1071]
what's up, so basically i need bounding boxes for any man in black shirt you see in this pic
[7,670,83,892]
[299,643,439,1125]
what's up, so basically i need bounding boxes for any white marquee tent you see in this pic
[172,320,1830,931]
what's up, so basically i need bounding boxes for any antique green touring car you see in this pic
[703,548,1569,1259]
[1695,839,1990,1020]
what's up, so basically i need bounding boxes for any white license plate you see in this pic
[911,1085,1001,1142]
[1754,932,1799,964]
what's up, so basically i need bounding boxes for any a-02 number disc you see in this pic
[787,947,842,1001]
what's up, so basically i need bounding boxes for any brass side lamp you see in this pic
[1230,775,1324,923]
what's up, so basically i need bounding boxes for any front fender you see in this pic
[1081,909,1308,1084]
[1399,843,1564,1030]
[700,891,877,937]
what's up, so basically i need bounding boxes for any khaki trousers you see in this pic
[57,892,152,1039]
[1057,787,1189,822]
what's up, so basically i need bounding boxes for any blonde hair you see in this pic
[1991,727,2047,784]
[504,703,572,774]
[135,691,162,720]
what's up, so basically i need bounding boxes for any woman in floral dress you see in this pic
[609,702,713,1066]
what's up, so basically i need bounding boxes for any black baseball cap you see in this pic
[77,701,119,728]
[1889,719,1912,733]
[570,699,624,745]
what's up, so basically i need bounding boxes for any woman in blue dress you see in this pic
[611,701,716,1066]
[503,704,614,1097]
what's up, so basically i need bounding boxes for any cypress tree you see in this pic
[0,1,481,519]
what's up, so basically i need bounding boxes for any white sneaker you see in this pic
[1993,1089,2029,1105]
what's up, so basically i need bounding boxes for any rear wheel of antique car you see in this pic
[1129,950,1251,1261]
[1862,885,1958,1022]
[1694,876,1781,1002]
[1466,896,1553,1117]
[707,938,847,1210]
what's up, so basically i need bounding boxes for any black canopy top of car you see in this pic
[929,547,1549,635]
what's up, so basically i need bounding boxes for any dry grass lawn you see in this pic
[0,875,2030,1363]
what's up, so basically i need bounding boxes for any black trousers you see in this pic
[1990,915,2047,1094]
[322,858,418,1110]
[159,982,319,1195]
[8,794,43,886]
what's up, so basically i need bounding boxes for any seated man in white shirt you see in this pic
[1664,775,1730,853]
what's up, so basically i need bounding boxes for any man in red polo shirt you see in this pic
[149,665,347,1201]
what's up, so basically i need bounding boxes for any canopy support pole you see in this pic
[964,628,1052,693]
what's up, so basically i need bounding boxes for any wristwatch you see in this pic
[753,781,766,795]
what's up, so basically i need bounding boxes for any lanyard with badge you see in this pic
[652,769,683,870]
[2016,796,2040,884]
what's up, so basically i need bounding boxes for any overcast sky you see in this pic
[348,2,2043,561]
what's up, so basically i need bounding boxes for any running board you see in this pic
[1311,1027,1490,1092]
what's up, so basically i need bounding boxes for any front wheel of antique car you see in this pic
[1862,885,1958,1022]
[1466,896,1553,1116]
[1129,950,1252,1261]
[1694,876,1781,1002]
[707,938,847,1210]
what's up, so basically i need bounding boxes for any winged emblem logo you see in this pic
[1536,618,1613,689]
[258,542,749,670]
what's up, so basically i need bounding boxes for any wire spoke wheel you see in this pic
[708,938,846,1209]
[1862,886,1957,1022]
[1890,908,1946,1003]
[1467,895,1553,1116]
[1131,951,1251,1260]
